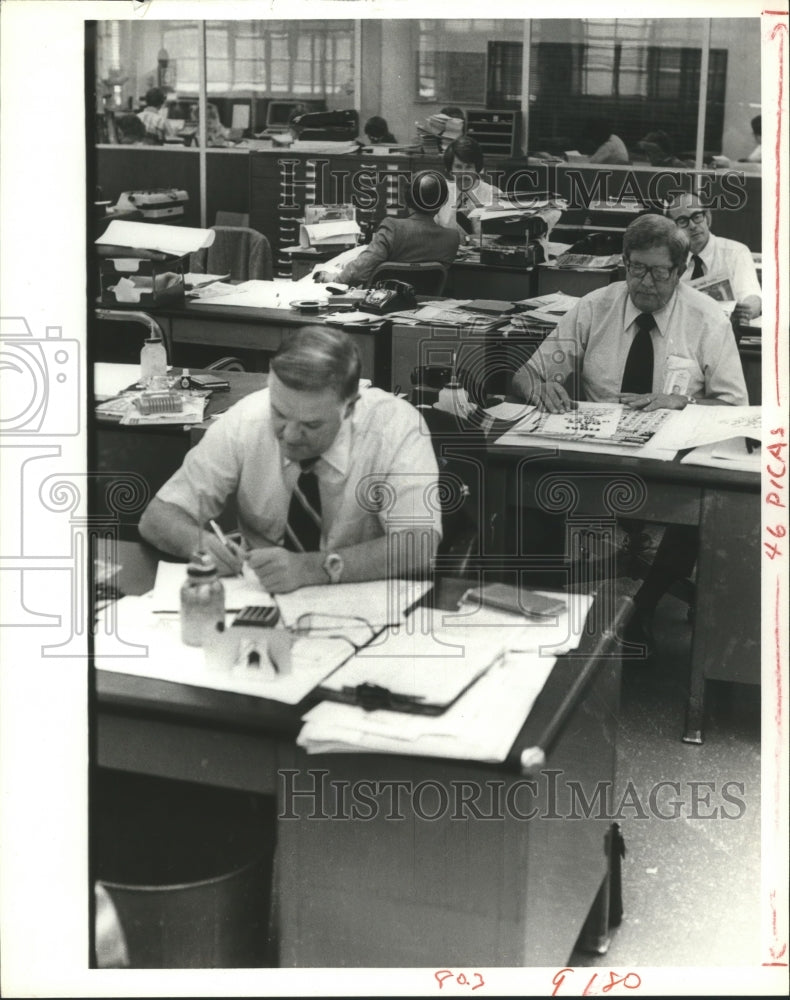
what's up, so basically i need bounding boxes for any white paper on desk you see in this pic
[275,578,430,629]
[507,402,671,448]
[184,272,230,289]
[299,220,361,248]
[297,647,558,761]
[650,404,762,451]
[189,279,284,309]
[680,437,761,473]
[95,597,348,704]
[483,401,536,422]
[150,560,274,612]
[515,291,580,312]
[94,363,141,399]
[96,220,215,254]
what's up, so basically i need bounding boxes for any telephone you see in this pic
[360,279,417,315]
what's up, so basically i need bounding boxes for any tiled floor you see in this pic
[569,593,762,968]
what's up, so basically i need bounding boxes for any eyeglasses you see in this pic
[625,261,676,282]
[673,211,707,229]
[292,613,377,652]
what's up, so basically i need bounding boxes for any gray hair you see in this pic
[623,213,689,271]
[270,325,361,400]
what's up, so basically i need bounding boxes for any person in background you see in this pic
[189,102,230,146]
[136,87,168,143]
[364,115,397,144]
[667,192,761,324]
[115,113,147,145]
[586,118,630,165]
[742,114,761,163]
[435,136,504,239]
[511,214,747,651]
[313,170,460,287]
[637,130,691,168]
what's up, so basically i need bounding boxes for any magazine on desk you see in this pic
[506,401,672,447]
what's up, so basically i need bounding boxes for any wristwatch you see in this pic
[322,552,344,584]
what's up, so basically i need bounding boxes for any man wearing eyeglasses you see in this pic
[668,192,761,327]
[512,213,747,413]
[511,214,747,653]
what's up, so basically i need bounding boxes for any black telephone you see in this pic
[360,279,417,315]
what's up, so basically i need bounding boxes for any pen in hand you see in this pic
[208,519,246,575]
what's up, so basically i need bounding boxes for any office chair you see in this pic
[417,404,482,578]
[190,226,273,282]
[214,210,250,228]
[370,260,448,296]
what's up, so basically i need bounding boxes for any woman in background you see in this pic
[586,118,630,164]
[435,136,503,240]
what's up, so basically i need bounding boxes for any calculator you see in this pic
[232,606,280,628]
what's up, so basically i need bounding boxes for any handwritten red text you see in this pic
[765,427,787,560]
[435,969,485,991]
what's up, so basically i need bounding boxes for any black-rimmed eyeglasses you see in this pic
[673,211,707,229]
[625,261,676,282]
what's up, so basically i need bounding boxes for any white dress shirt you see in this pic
[157,387,442,551]
[681,233,761,307]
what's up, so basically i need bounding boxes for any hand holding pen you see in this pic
[207,519,248,577]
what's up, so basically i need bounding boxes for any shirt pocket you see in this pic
[663,354,704,397]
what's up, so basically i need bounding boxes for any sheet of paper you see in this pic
[189,279,285,309]
[680,437,761,473]
[504,402,672,448]
[650,404,762,451]
[184,272,230,288]
[274,578,430,629]
[96,220,215,254]
[95,596,348,705]
[483,401,536,422]
[93,363,141,400]
[149,559,274,613]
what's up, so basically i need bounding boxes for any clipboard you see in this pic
[316,620,504,715]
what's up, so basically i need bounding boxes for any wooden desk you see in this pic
[484,442,761,743]
[95,543,633,967]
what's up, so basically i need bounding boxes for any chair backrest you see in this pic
[190,226,273,281]
[214,210,250,228]
[370,260,448,295]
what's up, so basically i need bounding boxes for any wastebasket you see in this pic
[94,769,276,968]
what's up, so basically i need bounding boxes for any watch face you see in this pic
[324,553,343,582]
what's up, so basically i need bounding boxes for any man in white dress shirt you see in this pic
[668,192,761,327]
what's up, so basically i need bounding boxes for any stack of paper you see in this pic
[680,437,761,472]
[189,279,285,309]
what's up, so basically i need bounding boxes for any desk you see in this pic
[484,442,761,743]
[95,542,633,966]
[94,300,390,387]
[93,368,267,538]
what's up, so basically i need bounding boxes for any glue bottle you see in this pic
[180,550,225,647]
[140,324,167,388]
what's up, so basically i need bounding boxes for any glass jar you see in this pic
[180,550,225,647]
[140,336,167,387]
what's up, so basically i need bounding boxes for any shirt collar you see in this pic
[624,287,679,337]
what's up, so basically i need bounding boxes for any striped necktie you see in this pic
[284,460,322,553]
[690,254,705,280]
[621,313,655,394]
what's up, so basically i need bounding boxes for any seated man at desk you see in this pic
[139,327,441,593]
[511,213,748,647]
[313,171,459,287]
[668,192,761,325]
[512,213,747,412]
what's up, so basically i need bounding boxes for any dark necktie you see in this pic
[284,460,322,553]
[690,254,705,280]
[621,313,655,394]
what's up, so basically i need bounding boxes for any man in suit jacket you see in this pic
[313,171,460,287]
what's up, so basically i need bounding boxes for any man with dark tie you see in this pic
[668,192,762,327]
[512,213,747,412]
[511,213,748,651]
[139,327,441,593]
